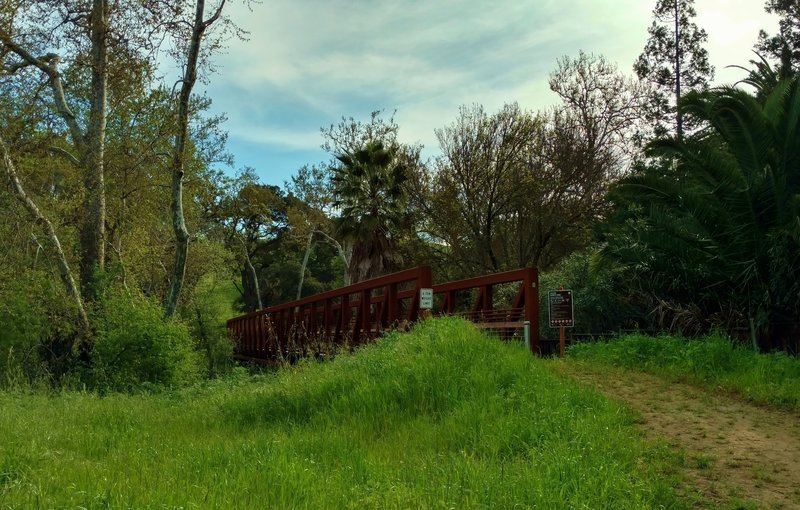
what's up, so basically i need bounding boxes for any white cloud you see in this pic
[202,0,783,182]
[232,125,322,151]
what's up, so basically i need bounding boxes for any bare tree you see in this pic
[430,103,535,273]
[422,56,646,276]
[550,51,650,170]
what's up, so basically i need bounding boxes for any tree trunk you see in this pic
[674,0,683,139]
[1,135,91,343]
[342,241,353,286]
[2,4,107,299]
[239,237,262,309]
[165,158,190,318]
[296,231,314,299]
[78,0,109,297]
[313,229,351,286]
[164,0,226,318]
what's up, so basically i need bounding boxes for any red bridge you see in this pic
[227,266,539,363]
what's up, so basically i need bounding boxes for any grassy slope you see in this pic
[568,334,800,411]
[1,319,683,508]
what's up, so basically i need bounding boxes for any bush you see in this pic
[180,274,235,377]
[0,270,78,388]
[89,290,200,392]
[538,248,644,339]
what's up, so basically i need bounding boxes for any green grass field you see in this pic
[568,333,800,411]
[0,318,683,508]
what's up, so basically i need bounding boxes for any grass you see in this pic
[0,318,685,508]
[567,333,800,411]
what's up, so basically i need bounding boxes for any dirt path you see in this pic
[556,363,800,509]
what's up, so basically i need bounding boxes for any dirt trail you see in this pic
[556,363,800,509]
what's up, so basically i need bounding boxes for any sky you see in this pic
[201,0,779,186]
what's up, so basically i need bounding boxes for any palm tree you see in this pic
[331,140,410,283]
[607,76,800,351]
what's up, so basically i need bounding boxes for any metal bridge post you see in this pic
[523,267,539,355]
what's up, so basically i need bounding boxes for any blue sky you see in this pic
[202,0,778,186]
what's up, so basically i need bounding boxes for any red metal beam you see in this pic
[227,265,539,362]
[431,268,533,293]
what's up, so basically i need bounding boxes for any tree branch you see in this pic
[237,234,262,309]
[0,134,91,343]
[203,0,226,28]
[48,146,81,166]
[4,59,36,74]
[1,38,86,149]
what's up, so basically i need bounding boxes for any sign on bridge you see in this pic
[419,288,433,309]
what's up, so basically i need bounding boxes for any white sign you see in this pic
[419,288,434,309]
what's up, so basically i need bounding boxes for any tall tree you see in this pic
[321,111,421,283]
[550,51,649,172]
[0,134,90,338]
[634,0,714,139]
[332,140,410,283]
[421,55,643,279]
[2,0,111,298]
[607,77,800,351]
[755,0,800,75]
[164,0,230,318]
[1,0,238,348]
[427,103,535,274]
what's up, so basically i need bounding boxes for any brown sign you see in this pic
[548,290,574,328]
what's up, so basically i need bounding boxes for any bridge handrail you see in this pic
[227,266,431,322]
[227,266,539,361]
[432,267,535,293]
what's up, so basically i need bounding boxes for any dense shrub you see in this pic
[90,290,200,391]
[181,274,235,377]
[0,271,78,387]
[538,248,646,339]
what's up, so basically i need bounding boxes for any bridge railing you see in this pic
[431,267,539,353]
[227,266,432,363]
[227,266,540,363]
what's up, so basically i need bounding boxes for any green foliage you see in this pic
[606,76,800,350]
[569,334,800,410]
[0,319,684,508]
[538,248,644,339]
[89,290,201,392]
[0,270,78,388]
[634,0,714,137]
[256,239,341,305]
[180,274,236,378]
[0,274,47,384]
[332,139,411,282]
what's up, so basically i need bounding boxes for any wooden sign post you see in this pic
[548,289,574,358]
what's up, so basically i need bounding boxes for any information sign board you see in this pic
[419,288,434,309]
[548,290,574,328]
